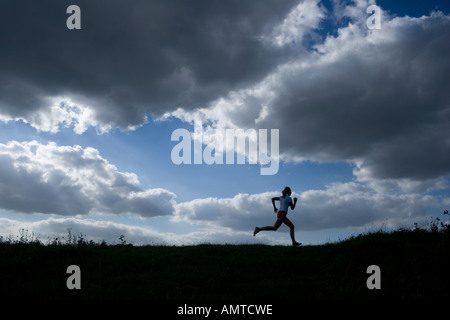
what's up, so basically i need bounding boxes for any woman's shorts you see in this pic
[277,210,287,219]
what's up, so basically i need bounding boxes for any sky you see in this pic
[0,0,449,245]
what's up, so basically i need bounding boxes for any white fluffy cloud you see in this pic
[174,182,446,232]
[0,141,175,216]
[174,192,278,230]
[0,98,103,134]
[266,0,326,47]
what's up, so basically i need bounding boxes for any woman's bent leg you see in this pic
[254,218,283,235]
[283,217,301,246]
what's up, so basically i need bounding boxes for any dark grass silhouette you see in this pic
[1,225,449,299]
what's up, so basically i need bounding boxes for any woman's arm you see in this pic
[290,197,298,210]
[272,197,280,212]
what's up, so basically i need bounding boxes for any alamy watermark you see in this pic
[65,4,380,30]
[366,5,381,30]
[171,121,279,175]
[366,265,381,289]
[66,5,81,30]
[66,265,81,289]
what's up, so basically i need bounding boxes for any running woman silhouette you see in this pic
[253,186,301,246]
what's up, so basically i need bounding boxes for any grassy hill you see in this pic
[1,228,449,300]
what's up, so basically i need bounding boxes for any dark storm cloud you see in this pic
[181,9,450,182]
[273,13,450,180]
[0,0,299,129]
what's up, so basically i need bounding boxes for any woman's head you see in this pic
[282,186,292,196]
